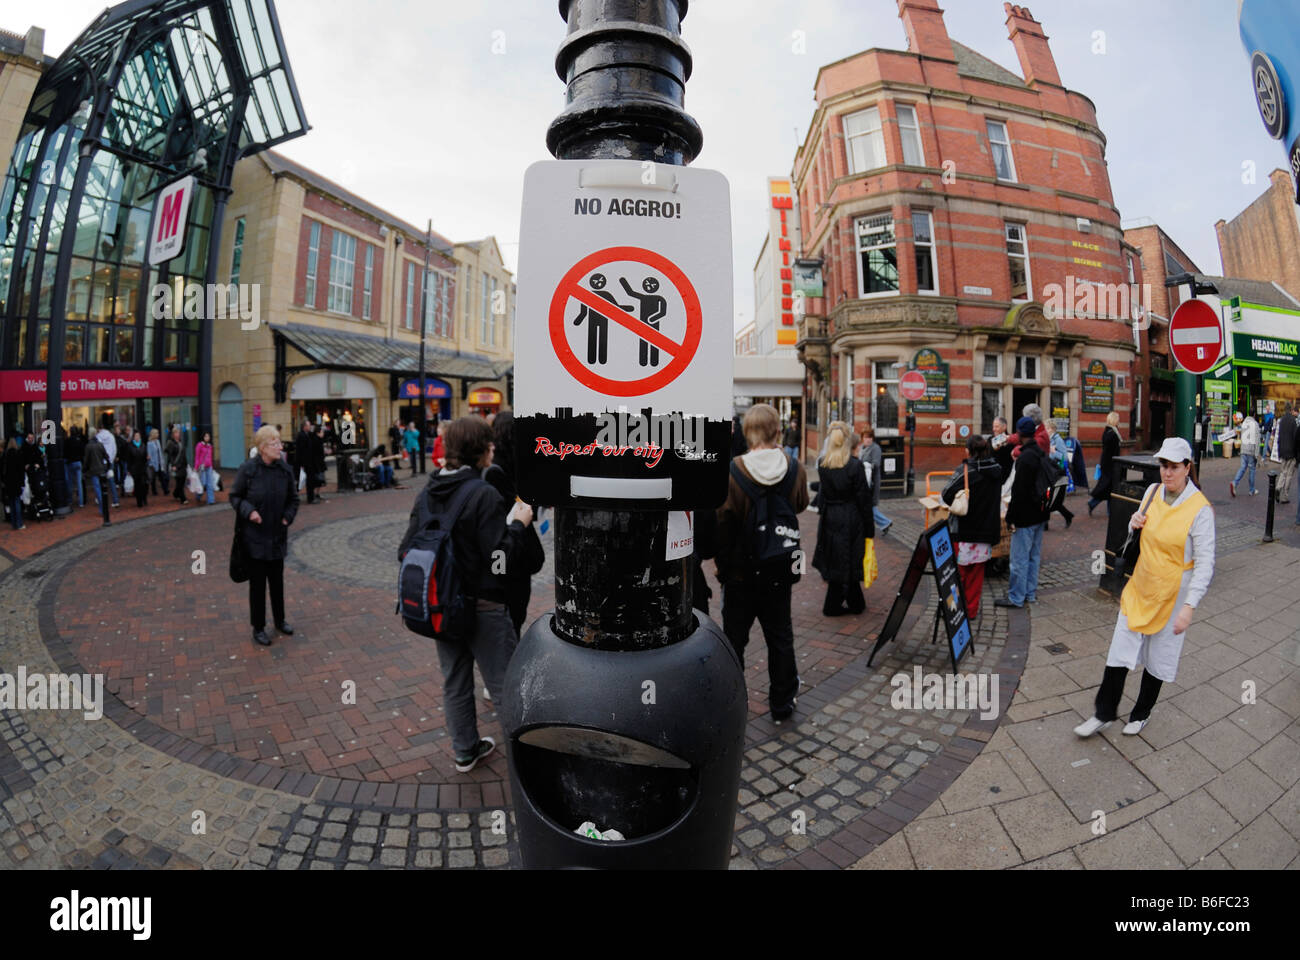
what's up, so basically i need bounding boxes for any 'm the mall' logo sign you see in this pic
[148,175,194,265]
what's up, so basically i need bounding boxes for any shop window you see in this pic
[913,211,936,294]
[1006,224,1030,301]
[1050,389,1068,418]
[897,104,924,166]
[844,107,886,174]
[986,119,1017,182]
[405,262,415,330]
[856,214,898,296]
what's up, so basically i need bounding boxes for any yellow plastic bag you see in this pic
[862,538,878,589]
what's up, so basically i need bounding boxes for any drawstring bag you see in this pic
[862,538,878,588]
[948,464,970,516]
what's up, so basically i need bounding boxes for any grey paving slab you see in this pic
[1251,734,1300,791]
[1133,741,1221,802]
[903,807,1022,870]
[1076,819,1183,870]
[995,790,1088,861]
[1145,789,1242,866]
[1218,813,1298,869]
[939,752,1028,815]
[1204,759,1286,827]
[1186,717,1270,772]
[1008,713,1157,821]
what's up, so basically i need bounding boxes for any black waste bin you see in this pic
[502,613,747,869]
[1099,454,1161,595]
[877,436,907,499]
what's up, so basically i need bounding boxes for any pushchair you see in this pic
[25,463,54,522]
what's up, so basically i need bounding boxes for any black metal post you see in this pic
[1264,470,1278,542]
[417,221,432,475]
[547,0,702,651]
[905,407,916,496]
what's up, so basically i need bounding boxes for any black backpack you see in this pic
[396,479,482,641]
[1033,449,1067,513]
[730,456,802,584]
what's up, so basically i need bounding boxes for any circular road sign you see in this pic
[1169,299,1224,375]
[900,369,928,402]
[548,245,702,398]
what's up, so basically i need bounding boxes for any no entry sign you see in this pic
[900,370,928,402]
[514,160,734,510]
[1169,300,1224,375]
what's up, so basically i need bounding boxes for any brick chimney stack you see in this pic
[1004,4,1061,88]
[897,0,954,60]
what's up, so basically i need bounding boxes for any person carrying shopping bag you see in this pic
[1074,437,1215,737]
[941,435,1002,621]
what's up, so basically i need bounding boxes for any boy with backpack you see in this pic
[715,404,809,724]
[397,416,534,773]
[996,417,1051,609]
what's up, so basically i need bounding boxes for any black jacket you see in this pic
[481,463,545,628]
[230,456,300,561]
[65,433,86,467]
[812,457,873,583]
[942,457,1002,545]
[398,467,527,605]
[991,435,1014,483]
[1007,443,1049,528]
[123,441,149,482]
[166,437,188,474]
[1091,426,1121,499]
[1278,413,1297,461]
[2,448,24,501]
[84,438,111,477]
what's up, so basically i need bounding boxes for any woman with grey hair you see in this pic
[230,425,299,646]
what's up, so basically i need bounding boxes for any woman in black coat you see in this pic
[167,427,189,504]
[1088,411,1122,515]
[812,422,874,616]
[230,425,300,646]
[480,411,545,635]
[123,430,149,508]
[941,435,1003,620]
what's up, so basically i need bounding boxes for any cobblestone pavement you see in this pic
[1,454,1294,869]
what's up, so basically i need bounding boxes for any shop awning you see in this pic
[271,322,512,382]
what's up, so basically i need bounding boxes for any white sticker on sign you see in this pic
[666,510,694,561]
[884,459,896,474]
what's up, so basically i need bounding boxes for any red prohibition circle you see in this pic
[548,245,702,397]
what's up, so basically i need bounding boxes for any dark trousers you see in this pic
[173,470,187,502]
[248,557,285,631]
[92,476,111,523]
[133,476,147,508]
[1095,665,1164,723]
[305,478,319,503]
[722,579,799,714]
[823,580,864,616]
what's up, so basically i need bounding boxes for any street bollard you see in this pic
[1263,471,1278,543]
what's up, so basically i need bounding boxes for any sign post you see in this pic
[1170,298,1224,471]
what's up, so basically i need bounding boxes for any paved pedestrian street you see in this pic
[0,454,1296,870]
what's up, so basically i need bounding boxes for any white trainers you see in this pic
[1122,718,1149,736]
[1073,716,1110,737]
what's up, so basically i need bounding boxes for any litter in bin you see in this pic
[575,821,625,842]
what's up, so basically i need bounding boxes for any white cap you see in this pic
[1154,437,1193,464]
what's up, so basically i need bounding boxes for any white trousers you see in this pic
[1107,570,1192,683]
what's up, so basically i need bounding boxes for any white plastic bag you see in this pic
[20,475,31,505]
[575,821,625,842]
[298,468,306,490]
[187,467,203,495]
[124,473,135,495]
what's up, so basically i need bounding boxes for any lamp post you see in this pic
[417,220,432,474]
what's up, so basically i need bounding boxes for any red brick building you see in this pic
[794,1,1138,481]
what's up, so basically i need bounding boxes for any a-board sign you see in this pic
[512,159,733,510]
[867,519,974,672]
[1081,359,1115,414]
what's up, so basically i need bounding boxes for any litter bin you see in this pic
[502,613,747,869]
[1099,454,1161,595]
[877,436,907,499]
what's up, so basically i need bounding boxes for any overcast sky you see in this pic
[4,0,1286,333]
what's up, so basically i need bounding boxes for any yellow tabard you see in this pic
[1119,488,1208,634]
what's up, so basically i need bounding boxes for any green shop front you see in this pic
[1231,330,1300,420]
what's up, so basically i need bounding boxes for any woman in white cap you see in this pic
[1074,436,1215,737]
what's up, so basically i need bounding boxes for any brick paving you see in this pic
[0,453,1295,869]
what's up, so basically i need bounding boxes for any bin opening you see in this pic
[514,726,697,840]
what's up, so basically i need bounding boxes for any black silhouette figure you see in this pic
[620,276,668,367]
[571,272,632,365]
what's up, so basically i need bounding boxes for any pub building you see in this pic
[792,2,1139,478]
[0,0,308,506]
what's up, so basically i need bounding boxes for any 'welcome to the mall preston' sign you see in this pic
[1233,332,1300,368]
